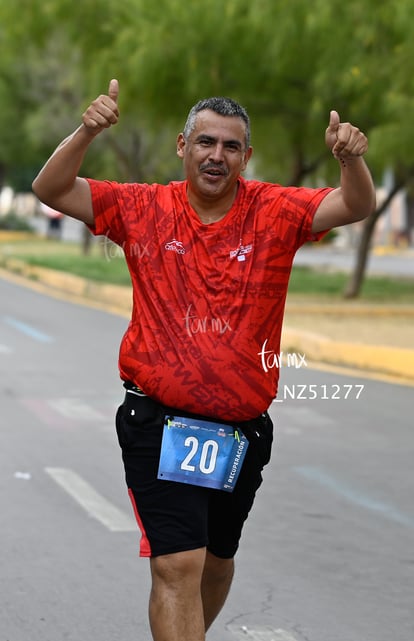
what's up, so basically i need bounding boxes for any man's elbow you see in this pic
[349,194,377,223]
[32,176,63,212]
[32,175,47,203]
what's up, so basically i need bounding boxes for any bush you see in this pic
[0,212,34,232]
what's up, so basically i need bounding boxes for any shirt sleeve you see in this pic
[302,187,335,244]
[84,179,124,245]
[304,187,335,244]
[85,179,145,246]
[274,185,335,249]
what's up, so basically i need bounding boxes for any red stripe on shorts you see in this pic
[128,488,152,557]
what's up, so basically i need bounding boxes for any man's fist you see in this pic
[325,110,368,159]
[82,79,119,135]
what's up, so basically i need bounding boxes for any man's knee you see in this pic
[150,548,207,589]
[203,551,234,583]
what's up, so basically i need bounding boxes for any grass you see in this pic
[22,253,132,285]
[1,235,413,302]
[0,236,131,285]
[288,265,414,302]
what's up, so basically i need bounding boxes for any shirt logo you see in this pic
[165,239,186,255]
[229,243,253,262]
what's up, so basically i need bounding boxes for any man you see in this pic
[32,79,376,641]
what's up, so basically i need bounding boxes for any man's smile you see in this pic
[200,163,228,176]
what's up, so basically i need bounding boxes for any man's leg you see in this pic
[200,414,274,631]
[201,550,235,630]
[149,547,207,641]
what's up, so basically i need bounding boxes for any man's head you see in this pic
[177,97,253,210]
[183,97,251,150]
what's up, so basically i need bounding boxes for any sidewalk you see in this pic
[283,298,414,383]
[1,258,414,385]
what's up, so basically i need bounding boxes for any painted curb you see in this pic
[281,328,414,382]
[285,302,414,316]
[1,258,132,312]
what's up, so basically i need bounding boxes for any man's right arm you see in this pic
[32,79,119,226]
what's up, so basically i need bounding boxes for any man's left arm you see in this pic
[312,110,376,234]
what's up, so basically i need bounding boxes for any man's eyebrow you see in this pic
[195,134,243,148]
[195,134,216,143]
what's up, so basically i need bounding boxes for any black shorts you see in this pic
[115,388,274,558]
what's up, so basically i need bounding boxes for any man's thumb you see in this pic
[108,78,119,103]
[328,109,340,132]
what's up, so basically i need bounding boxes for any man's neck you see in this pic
[187,183,239,225]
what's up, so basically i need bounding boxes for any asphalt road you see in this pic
[1,276,413,641]
[294,245,414,278]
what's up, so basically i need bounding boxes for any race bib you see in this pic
[157,415,249,492]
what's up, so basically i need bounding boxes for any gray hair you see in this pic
[183,97,251,149]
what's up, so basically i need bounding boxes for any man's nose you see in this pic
[208,143,225,162]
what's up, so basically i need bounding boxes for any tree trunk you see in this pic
[343,181,405,298]
[82,226,93,256]
[343,210,379,298]
[107,131,143,182]
[0,162,6,197]
[405,190,414,246]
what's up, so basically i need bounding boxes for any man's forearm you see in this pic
[32,82,119,224]
[32,125,95,205]
[338,156,376,221]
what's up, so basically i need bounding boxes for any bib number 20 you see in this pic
[181,436,219,475]
[158,416,248,491]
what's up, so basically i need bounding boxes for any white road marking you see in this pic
[45,467,136,532]
[14,471,32,480]
[227,625,299,641]
[295,466,414,529]
[0,343,12,353]
[3,315,54,343]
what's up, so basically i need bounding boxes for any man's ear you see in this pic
[241,146,253,171]
[177,133,185,159]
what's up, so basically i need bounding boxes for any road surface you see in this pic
[1,276,413,641]
[294,245,414,278]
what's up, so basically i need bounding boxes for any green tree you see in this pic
[1,0,414,294]
[339,0,414,296]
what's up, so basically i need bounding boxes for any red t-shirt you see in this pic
[87,176,332,421]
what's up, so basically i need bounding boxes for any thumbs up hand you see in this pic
[325,110,368,160]
[82,79,119,135]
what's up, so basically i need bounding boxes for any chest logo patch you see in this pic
[229,243,253,262]
[165,238,186,255]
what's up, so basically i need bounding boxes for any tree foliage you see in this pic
[1,0,413,183]
[1,0,414,293]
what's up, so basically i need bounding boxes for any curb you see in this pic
[281,327,414,383]
[285,302,414,316]
[2,258,414,384]
[0,258,132,312]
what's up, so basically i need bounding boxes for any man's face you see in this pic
[177,109,252,204]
